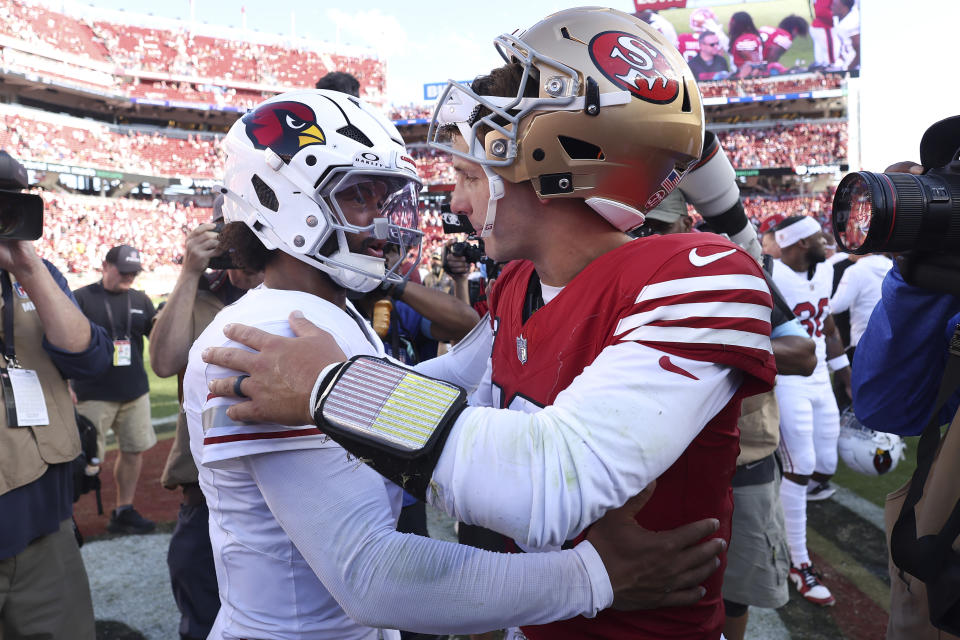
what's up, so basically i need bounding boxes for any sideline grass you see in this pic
[144,337,180,420]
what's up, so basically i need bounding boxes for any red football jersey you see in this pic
[731,33,764,67]
[759,26,793,61]
[677,32,701,61]
[812,0,834,28]
[487,235,776,639]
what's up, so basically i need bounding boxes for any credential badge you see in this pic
[516,335,528,365]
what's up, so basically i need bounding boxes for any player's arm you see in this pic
[829,267,855,315]
[679,131,762,261]
[426,341,742,546]
[823,312,851,396]
[772,320,816,376]
[243,446,612,633]
[386,278,480,342]
[149,223,219,377]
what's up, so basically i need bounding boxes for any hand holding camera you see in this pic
[182,222,222,275]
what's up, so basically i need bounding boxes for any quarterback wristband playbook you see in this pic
[311,356,468,499]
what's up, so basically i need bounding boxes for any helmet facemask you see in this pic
[427,8,702,235]
[318,169,423,292]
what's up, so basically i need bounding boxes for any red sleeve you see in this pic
[613,242,777,395]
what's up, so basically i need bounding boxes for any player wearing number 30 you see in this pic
[768,215,850,606]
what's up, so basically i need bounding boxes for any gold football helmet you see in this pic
[428,6,704,234]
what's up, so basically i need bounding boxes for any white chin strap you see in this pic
[327,250,386,293]
[479,166,505,238]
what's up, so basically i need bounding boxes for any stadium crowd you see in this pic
[36,191,209,275]
[0,0,386,105]
[716,122,848,168]
[0,109,224,178]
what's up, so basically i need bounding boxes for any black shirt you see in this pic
[688,54,730,80]
[72,281,156,402]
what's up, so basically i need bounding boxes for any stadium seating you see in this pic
[0,108,224,178]
[716,122,847,168]
[37,191,210,275]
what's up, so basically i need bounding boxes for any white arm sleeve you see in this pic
[428,340,740,549]
[829,268,856,314]
[247,446,612,634]
[413,314,493,392]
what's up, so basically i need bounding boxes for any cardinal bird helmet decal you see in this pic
[242,101,326,162]
[220,89,423,293]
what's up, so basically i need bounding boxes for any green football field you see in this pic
[662,0,816,70]
[144,338,179,422]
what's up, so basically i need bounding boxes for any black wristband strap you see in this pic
[311,356,467,500]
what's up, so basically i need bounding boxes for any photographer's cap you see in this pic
[105,244,142,274]
[920,115,960,169]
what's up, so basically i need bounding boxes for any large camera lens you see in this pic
[832,170,960,254]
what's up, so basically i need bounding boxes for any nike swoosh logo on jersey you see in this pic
[658,356,699,380]
[689,248,737,267]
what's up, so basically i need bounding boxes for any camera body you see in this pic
[438,203,501,280]
[207,220,237,270]
[0,151,43,241]
[449,240,484,264]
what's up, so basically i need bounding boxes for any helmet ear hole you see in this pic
[251,175,279,212]
[680,79,692,113]
[558,136,604,161]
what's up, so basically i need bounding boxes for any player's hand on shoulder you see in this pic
[203,310,346,425]
[586,481,724,610]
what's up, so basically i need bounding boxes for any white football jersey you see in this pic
[770,259,834,379]
[184,285,400,640]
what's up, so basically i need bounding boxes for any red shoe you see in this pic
[789,563,836,606]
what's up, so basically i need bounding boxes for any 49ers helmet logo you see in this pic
[589,31,680,104]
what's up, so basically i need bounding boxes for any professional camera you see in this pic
[0,151,43,241]
[208,195,236,270]
[449,240,484,264]
[208,220,237,270]
[831,115,960,295]
[439,203,501,281]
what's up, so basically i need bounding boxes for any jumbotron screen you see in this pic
[632,0,860,81]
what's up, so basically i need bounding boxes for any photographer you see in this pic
[149,210,263,640]
[0,154,112,638]
[847,117,960,639]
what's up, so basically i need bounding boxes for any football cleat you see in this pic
[790,563,836,606]
[806,480,836,501]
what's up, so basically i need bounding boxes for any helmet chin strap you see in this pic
[477,166,505,238]
[326,250,385,293]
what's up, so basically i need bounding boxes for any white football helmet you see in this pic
[690,8,719,33]
[428,7,703,237]
[220,89,422,293]
[838,407,907,476]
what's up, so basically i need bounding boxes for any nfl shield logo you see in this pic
[516,336,528,364]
